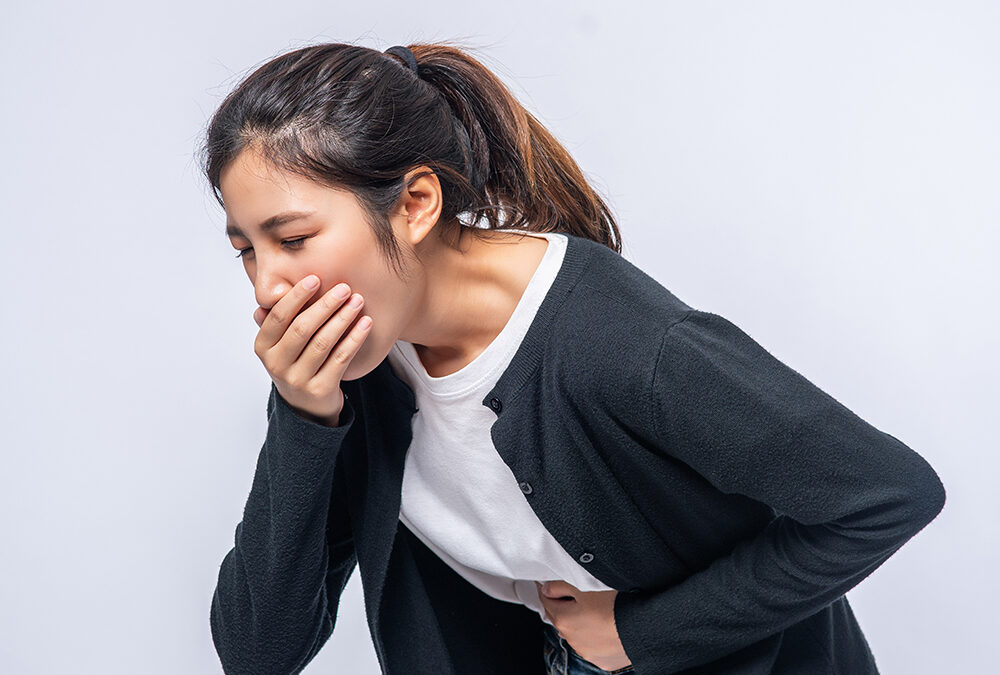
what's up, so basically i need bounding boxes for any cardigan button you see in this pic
[578,552,594,563]
[518,481,533,494]
[489,397,502,412]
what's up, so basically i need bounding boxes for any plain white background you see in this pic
[1,1,994,673]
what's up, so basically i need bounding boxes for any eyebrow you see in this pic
[225,210,316,238]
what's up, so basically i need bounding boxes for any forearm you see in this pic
[614,470,943,672]
[210,383,358,674]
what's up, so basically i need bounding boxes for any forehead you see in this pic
[220,148,360,235]
[220,148,303,209]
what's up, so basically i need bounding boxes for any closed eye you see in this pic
[234,236,310,260]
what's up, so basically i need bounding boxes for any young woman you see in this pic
[204,42,946,675]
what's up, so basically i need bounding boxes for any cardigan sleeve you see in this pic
[613,309,946,673]
[210,382,359,675]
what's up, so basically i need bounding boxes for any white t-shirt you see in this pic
[387,228,615,628]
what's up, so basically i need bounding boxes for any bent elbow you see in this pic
[911,459,946,530]
[878,431,947,533]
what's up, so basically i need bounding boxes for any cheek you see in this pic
[351,272,389,318]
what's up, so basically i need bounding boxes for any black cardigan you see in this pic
[210,232,946,674]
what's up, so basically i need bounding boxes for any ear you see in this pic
[392,166,444,247]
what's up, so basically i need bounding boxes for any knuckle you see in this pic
[331,342,351,364]
[290,320,311,340]
[269,308,288,325]
[311,333,332,354]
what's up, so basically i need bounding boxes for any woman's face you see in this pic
[219,146,419,381]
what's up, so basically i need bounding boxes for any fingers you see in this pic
[253,275,322,361]
[253,306,269,327]
[252,274,373,404]
[312,301,372,387]
[290,288,371,384]
[539,580,578,599]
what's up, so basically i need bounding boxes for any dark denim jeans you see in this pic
[542,620,635,674]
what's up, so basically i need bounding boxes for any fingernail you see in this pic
[304,275,319,289]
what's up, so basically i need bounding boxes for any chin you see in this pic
[340,338,385,382]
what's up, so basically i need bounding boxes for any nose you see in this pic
[253,259,295,310]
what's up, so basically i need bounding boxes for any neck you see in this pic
[398,226,548,375]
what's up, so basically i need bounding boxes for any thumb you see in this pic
[253,306,268,327]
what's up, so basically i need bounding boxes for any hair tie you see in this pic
[384,45,418,75]
[383,44,479,190]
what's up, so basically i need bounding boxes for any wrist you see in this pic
[297,408,341,428]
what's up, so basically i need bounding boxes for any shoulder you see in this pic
[543,235,694,423]
[552,234,694,357]
[561,233,693,326]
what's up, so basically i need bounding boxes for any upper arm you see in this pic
[648,309,945,529]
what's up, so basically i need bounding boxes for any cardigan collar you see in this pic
[375,230,597,412]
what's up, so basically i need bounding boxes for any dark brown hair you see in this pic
[198,40,622,276]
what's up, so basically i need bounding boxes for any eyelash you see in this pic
[234,237,309,260]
